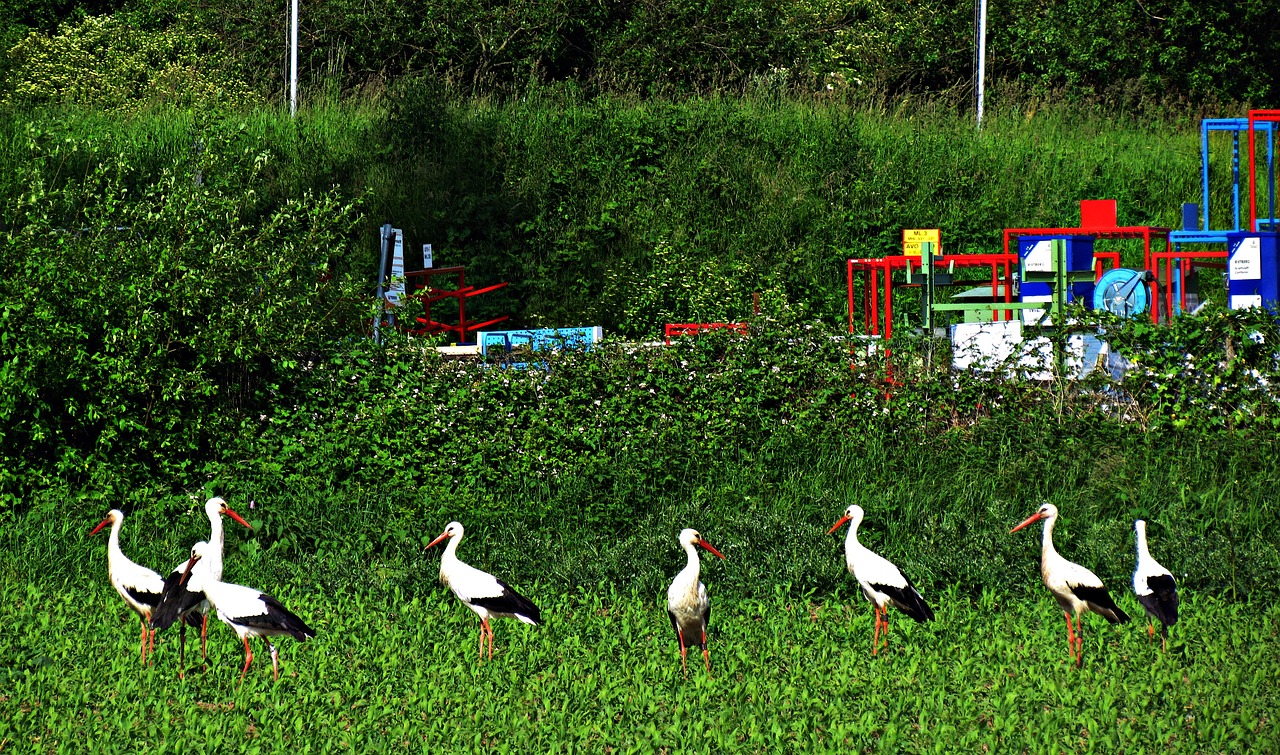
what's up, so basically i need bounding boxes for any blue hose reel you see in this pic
[1092,268,1151,318]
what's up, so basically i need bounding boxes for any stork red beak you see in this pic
[826,514,852,535]
[222,507,253,530]
[89,516,112,536]
[425,530,451,550]
[178,554,202,586]
[697,539,726,559]
[1011,512,1044,533]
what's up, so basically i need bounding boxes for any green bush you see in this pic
[3,14,261,112]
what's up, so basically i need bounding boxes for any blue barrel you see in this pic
[1018,235,1096,323]
[1227,232,1280,311]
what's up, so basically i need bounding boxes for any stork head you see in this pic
[679,528,725,559]
[426,521,464,550]
[826,504,864,535]
[1011,502,1057,533]
[89,509,123,536]
[205,497,253,530]
[179,541,211,586]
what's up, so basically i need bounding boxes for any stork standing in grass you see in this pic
[90,509,165,664]
[149,497,253,676]
[177,541,315,685]
[666,528,726,675]
[425,521,542,661]
[828,505,934,655]
[1011,503,1129,666]
[1133,519,1179,649]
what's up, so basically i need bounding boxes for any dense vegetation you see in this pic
[3,582,1278,751]
[1,4,1278,747]
[3,0,1278,105]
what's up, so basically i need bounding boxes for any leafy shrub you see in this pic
[4,14,261,112]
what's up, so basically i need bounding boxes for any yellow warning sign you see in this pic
[903,229,941,257]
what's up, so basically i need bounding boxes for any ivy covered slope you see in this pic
[2,106,1278,603]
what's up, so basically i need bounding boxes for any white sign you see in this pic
[423,243,433,269]
[1023,240,1053,272]
[385,228,406,306]
[1230,237,1261,280]
[1020,294,1053,326]
[1230,294,1263,310]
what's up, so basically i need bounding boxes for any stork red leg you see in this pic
[484,618,494,660]
[882,612,890,653]
[1063,612,1075,658]
[1147,620,1155,643]
[677,628,688,675]
[872,607,881,656]
[201,613,209,665]
[178,620,187,679]
[139,618,148,665]
[702,630,711,675]
[266,639,279,681]
[1076,616,1085,666]
[238,635,253,687]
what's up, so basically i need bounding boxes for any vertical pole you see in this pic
[290,0,299,117]
[374,223,391,344]
[1269,124,1276,230]
[1201,121,1210,231]
[975,0,988,129]
[847,260,855,334]
[1233,130,1241,231]
[1248,115,1256,232]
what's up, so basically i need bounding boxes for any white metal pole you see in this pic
[976,0,987,129]
[290,0,299,117]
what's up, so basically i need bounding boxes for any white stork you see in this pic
[666,528,726,675]
[1011,502,1129,666]
[90,509,165,664]
[178,541,315,685]
[150,497,254,675]
[827,505,934,655]
[1133,519,1179,649]
[425,521,542,661]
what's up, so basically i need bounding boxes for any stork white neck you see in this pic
[106,515,127,569]
[439,529,464,580]
[670,538,704,600]
[1039,510,1061,562]
[842,508,866,560]
[1134,520,1155,565]
[206,507,227,578]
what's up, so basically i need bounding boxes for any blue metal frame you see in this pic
[1182,118,1277,243]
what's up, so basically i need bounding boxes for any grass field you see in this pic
[3,577,1276,752]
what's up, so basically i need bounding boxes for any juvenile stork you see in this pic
[90,509,165,664]
[178,541,315,685]
[150,497,253,675]
[1011,502,1129,666]
[1133,519,1179,649]
[426,521,542,661]
[828,505,934,655]
[666,528,726,675]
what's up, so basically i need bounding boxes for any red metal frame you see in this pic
[402,266,509,344]
[664,322,748,344]
[1149,249,1227,319]
[1002,200,1170,323]
[1249,109,1280,231]
[846,253,1019,339]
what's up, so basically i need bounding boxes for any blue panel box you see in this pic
[1227,232,1280,311]
[1017,235,1096,324]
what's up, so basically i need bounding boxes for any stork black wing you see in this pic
[869,582,935,622]
[1071,584,1130,624]
[1139,574,1179,629]
[469,582,542,625]
[233,593,316,641]
[150,570,205,630]
[125,586,161,610]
